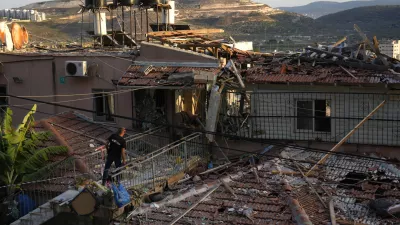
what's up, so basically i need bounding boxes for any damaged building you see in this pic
[0,0,400,223]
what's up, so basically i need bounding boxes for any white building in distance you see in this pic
[379,40,400,60]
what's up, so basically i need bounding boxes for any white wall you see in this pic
[241,85,400,146]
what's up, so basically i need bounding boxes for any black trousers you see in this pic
[102,156,122,184]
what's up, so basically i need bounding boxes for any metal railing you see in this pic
[0,128,200,223]
[0,166,79,224]
[80,127,170,178]
[125,126,170,156]
[220,91,400,146]
[110,133,206,191]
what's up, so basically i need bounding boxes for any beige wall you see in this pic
[0,53,133,128]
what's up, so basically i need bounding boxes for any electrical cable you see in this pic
[5,96,393,164]
[8,102,400,167]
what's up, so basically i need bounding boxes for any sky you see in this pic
[1,0,50,9]
[1,0,356,9]
[259,0,354,7]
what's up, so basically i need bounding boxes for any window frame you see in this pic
[295,99,331,133]
[93,89,115,122]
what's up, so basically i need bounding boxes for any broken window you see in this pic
[296,100,331,132]
[93,90,114,122]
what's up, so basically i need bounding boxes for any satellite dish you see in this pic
[22,26,29,45]
[11,23,25,50]
[0,22,13,51]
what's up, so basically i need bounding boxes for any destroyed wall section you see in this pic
[244,84,400,146]
[0,53,133,128]
[137,42,219,63]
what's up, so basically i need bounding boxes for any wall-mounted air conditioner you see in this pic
[65,61,87,77]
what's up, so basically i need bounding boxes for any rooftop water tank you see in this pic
[119,0,138,6]
[85,0,108,8]
[139,0,160,7]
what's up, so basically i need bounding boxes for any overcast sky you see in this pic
[1,0,355,9]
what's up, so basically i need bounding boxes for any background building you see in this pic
[379,40,400,59]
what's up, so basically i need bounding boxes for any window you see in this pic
[296,100,331,132]
[93,90,115,122]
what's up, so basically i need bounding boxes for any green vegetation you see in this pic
[0,105,69,187]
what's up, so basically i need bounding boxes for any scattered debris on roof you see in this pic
[124,145,400,225]
[118,62,220,88]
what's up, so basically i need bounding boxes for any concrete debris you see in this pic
[192,175,201,182]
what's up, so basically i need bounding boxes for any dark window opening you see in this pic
[296,100,331,132]
[297,101,313,130]
[93,91,114,122]
[314,100,331,132]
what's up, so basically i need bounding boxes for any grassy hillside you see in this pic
[279,0,400,18]
[315,5,400,38]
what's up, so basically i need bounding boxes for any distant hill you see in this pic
[22,0,81,9]
[176,0,315,39]
[314,5,400,38]
[279,0,400,18]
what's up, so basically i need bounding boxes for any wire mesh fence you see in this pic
[111,133,206,191]
[220,91,400,146]
[125,126,170,156]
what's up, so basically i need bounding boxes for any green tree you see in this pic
[0,105,69,188]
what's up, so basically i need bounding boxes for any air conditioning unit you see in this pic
[65,61,87,77]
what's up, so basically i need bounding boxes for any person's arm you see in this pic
[122,140,127,165]
[121,148,126,165]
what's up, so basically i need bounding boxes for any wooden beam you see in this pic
[229,59,245,89]
[177,43,221,48]
[222,180,237,198]
[373,36,381,55]
[147,29,224,37]
[289,155,327,208]
[306,100,386,176]
[329,199,337,225]
[168,185,220,225]
[355,43,362,59]
[332,36,347,49]
[354,24,388,66]
[339,65,358,80]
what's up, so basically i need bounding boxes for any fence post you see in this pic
[184,140,188,171]
[151,153,156,191]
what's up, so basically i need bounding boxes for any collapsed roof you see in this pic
[128,147,400,225]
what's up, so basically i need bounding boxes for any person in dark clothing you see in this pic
[102,127,127,185]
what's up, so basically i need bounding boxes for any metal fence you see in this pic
[125,126,170,156]
[0,159,80,225]
[111,133,206,191]
[220,91,400,146]
[79,126,170,179]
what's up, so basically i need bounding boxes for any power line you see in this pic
[7,99,400,166]
[11,104,400,184]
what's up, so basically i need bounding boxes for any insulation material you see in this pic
[0,22,13,51]
[205,85,221,142]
